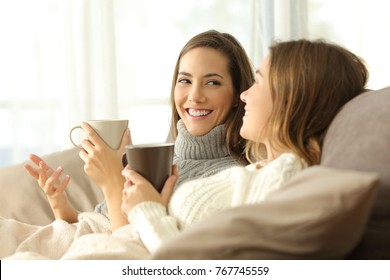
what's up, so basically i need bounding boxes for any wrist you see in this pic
[101,176,125,197]
[48,194,68,210]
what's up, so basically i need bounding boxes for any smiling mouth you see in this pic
[186,108,212,117]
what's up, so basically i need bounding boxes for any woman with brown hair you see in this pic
[168,30,254,187]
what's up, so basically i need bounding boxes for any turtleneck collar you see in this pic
[174,119,228,160]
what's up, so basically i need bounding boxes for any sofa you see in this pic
[0,86,389,259]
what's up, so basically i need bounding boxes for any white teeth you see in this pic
[188,109,211,117]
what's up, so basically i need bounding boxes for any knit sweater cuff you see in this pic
[127,201,180,253]
[128,201,167,225]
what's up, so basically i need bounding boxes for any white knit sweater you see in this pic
[127,152,306,254]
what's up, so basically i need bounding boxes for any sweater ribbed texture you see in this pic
[173,120,241,187]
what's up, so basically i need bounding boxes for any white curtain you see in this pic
[1,0,389,167]
[305,0,390,89]
[64,0,119,122]
[0,0,120,166]
[260,0,390,89]
[251,0,308,64]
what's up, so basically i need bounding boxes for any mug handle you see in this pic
[122,152,128,167]
[69,125,83,148]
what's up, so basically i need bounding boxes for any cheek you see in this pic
[216,91,234,112]
[173,93,184,119]
[174,89,185,107]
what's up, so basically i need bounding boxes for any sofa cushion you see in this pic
[0,148,104,226]
[152,166,378,259]
[321,86,390,259]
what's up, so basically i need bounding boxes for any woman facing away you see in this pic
[0,30,254,259]
[109,38,368,259]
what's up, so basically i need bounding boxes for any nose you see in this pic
[187,84,206,103]
[240,90,248,103]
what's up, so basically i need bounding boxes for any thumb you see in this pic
[171,164,178,177]
[161,168,178,206]
[126,169,149,185]
[24,163,39,180]
[119,128,131,151]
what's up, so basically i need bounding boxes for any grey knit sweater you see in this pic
[173,120,243,187]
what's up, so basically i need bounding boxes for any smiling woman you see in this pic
[169,30,254,161]
[174,47,235,136]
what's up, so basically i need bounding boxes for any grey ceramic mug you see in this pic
[123,143,174,193]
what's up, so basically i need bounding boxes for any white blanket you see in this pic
[0,212,150,259]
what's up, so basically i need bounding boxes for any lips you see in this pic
[186,108,212,117]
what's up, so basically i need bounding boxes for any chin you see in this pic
[188,128,210,136]
[239,128,246,138]
[240,130,255,142]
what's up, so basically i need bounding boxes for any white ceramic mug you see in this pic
[69,119,129,150]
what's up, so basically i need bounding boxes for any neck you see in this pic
[265,142,285,162]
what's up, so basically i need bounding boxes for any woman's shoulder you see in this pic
[276,152,305,165]
[246,152,307,175]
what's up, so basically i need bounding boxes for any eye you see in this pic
[177,78,191,84]
[206,80,221,86]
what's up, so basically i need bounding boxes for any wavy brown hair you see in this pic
[246,39,368,165]
[170,30,254,161]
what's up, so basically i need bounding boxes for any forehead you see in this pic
[179,47,230,74]
[257,54,271,75]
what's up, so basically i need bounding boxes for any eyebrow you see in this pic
[178,72,225,79]
[255,69,262,76]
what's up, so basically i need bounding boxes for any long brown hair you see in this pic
[170,30,254,160]
[246,39,368,165]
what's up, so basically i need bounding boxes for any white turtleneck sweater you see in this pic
[127,151,306,255]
